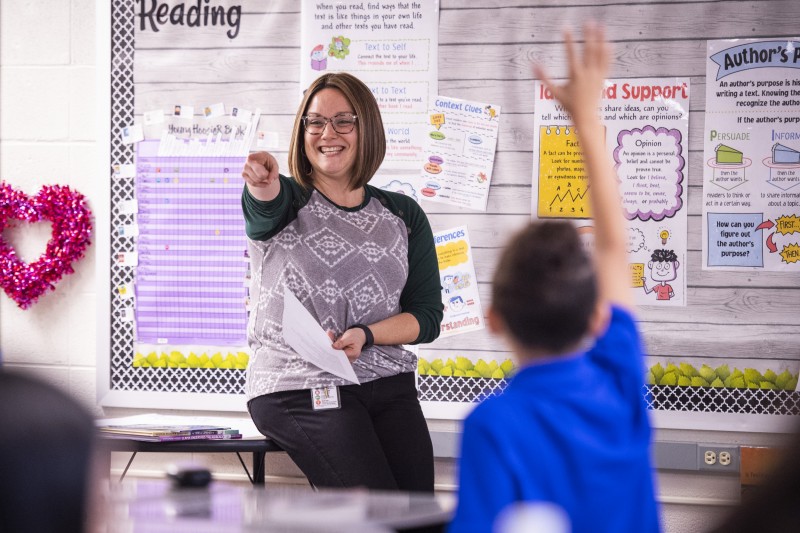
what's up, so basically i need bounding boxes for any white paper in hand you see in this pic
[282,287,360,384]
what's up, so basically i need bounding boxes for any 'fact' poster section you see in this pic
[300,0,439,181]
[434,227,484,338]
[532,78,690,306]
[417,96,501,210]
[703,38,800,271]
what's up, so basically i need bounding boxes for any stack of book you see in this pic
[98,423,243,442]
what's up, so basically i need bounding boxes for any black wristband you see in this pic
[351,324,374,349]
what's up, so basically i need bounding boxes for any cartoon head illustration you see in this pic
[485,105,497,119]
[642,249,679,300]
[328,36,351,60]
[449,295,466,312]
[310,44,327,71]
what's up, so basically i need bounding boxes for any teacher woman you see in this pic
[241,72,443,491]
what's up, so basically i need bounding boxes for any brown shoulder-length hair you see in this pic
[288,72,386,191]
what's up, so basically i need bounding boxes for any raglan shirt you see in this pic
[449,306,660,533]
[242,175,443,398]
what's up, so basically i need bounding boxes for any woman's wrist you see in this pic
[350,324,374,349]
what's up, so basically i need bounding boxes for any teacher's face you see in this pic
[304,88,358,183]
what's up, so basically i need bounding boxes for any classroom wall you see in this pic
[1,2,798,532]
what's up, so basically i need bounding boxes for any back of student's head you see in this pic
[0,370,97,533]
[492,221,597,354]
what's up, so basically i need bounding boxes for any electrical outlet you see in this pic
[698,445,739,471]
[704,450,717,465]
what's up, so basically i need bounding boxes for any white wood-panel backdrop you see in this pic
[124,0,800,423]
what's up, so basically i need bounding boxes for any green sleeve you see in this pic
[376,190,443,344]
[241,175,304,241]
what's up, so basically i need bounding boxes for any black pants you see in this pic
[248,372,434,491]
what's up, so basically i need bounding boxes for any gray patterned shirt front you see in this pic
[243,177,442,398]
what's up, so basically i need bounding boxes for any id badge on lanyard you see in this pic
[311,386,340,410]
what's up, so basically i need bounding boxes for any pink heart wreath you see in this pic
[0,182,93,309]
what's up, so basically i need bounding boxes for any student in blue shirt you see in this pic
[449,24,661,533]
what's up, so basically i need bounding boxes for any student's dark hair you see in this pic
[650,249,677,263]
[0,370,96,533]
[288,72,386,191]
[492,221,597,354]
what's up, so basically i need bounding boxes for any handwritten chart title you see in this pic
[137,0,242,39]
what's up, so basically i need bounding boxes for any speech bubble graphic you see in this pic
[437,241,469,269]
[380,180,418,202]
[627,227,646,253]
[430,113,445,130]
[780,243,800,263]
[776,215,800,235]
[614,126,685,221]
[423,163,442,174]
[707,212,763,267]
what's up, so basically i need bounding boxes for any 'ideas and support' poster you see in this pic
[532,77,690,306]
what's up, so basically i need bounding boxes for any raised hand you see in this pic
[533,22,610,126]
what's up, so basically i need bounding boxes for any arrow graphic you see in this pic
[766,232,778,253]
[756,220,774,231]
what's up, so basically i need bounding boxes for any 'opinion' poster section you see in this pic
[300,0,439,171]
[532,78,690,306]
[703,38,800,271]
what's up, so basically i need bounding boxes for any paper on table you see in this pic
[282,287,359,384]
[94,414,265,439]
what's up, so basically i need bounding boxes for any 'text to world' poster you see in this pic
[703,37,800,271]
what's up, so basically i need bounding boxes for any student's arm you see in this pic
[535,24,632,310]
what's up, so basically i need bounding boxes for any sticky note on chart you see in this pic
[629,263,644,288]
[537,126,592,219]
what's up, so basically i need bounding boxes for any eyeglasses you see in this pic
[302,113,358,135]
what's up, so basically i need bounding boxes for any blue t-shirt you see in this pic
[449,306,660,533]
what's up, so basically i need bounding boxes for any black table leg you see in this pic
[252,451,266,486]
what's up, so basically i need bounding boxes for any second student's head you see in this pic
[490,221,599,357]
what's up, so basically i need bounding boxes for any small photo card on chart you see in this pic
[204,102,225,119]
[231,107,252,123]
[117,223,139,237]
[116,251,139,267]
[173,104,194,119]
[114,163,136,179]
[120,307,135,322]
[143,109,165,125]
[119,198,138,215]
[117,282,135,300]
[257,131,279,149]
[121,124,144,145]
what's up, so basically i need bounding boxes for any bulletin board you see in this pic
[97,0,800,431]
